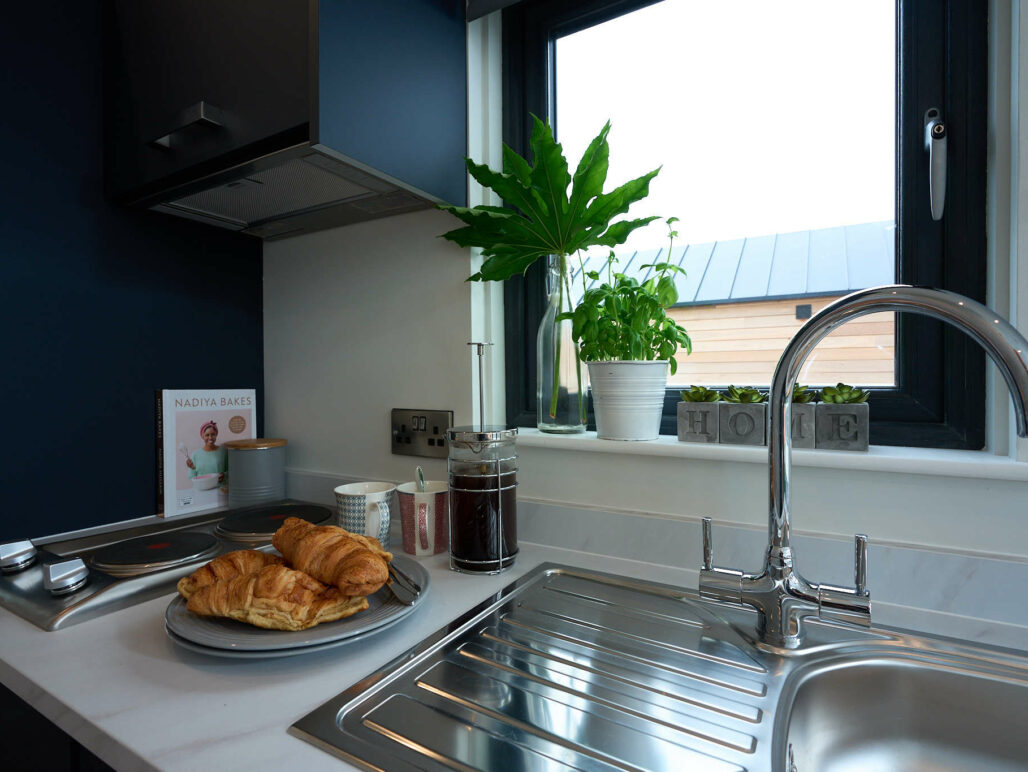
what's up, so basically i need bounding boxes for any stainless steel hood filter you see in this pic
[153,151,430,240]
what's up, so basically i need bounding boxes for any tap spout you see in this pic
[768,285,1028,557]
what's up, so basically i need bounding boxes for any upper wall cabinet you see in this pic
[105,1,467,239]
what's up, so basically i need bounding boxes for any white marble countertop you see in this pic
[0,543,707,772]
[0,541,1024,771]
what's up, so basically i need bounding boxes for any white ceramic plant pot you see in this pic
[587,360,668,441]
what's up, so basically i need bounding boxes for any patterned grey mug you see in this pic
[333,482,394,546]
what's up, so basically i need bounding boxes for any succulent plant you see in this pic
[791,384,818,403]
[680,385,722,402]
[723,385,768,404]
[820,383,870,404]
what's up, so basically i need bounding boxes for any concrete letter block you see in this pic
[790,403,816,449]
[815,403,870,451]
[677,402,720,443]
[720,404,766,445]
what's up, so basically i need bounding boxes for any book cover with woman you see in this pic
[157,388,256,517]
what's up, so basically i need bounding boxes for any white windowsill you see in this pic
[517,428,1028,482]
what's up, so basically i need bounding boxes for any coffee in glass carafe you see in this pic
[446,426,518,573]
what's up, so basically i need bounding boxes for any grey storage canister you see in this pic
[222,439,287,507]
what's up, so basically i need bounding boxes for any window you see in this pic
[502,0,986,448]
[556,2,897,388]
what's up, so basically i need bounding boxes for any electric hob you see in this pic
[0,500,332,631]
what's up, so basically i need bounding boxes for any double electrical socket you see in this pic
[391,408,453,458]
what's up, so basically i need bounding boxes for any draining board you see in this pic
[291,563,781,771]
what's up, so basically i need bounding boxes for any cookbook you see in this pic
[156,388,256,517]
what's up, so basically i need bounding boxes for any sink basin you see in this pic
[291,562,1028,772]
[779,656,1028,772]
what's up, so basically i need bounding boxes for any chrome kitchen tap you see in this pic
[699,285,1028,648]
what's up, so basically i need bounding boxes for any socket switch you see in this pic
[391,408,453,458]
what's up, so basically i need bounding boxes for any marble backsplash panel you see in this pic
[286,469,1026,646]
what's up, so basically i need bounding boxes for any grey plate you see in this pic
[164,613,412,659]
[164,554,429,652]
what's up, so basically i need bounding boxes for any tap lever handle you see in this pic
[702,517,713,570]
[854,533,868,596]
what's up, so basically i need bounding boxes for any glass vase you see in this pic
[536,255,588,433]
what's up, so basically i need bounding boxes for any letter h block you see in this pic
[677,402,720,443]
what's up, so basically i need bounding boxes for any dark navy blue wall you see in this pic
[0,4,263,541]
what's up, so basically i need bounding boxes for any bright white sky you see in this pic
[555,0,896,251]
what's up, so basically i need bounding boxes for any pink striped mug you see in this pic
[396,481,449,556]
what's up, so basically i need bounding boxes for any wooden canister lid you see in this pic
[222,438,288,450]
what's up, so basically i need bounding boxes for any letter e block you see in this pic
[815,403,870,451]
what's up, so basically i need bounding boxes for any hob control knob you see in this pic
[0,540,38,574]
[42,559,89,596]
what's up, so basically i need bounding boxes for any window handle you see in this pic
[924,107,947,221]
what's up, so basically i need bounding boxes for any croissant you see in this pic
[272,517,391,596]
[177,549,285,600]
[186,564,369,631]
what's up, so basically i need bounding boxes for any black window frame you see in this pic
[502,0,987,449]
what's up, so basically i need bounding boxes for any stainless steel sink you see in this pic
[777,655,1028,771]
[290,287,1028,769]
[291,563,1028,771]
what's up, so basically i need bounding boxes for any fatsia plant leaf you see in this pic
[439,116,661,282]
[471,248,549,282]
[437,207,512,234]
[467,205,515,216]
[502,144,533,186]
[440,226,546,261]
[567,121,611,233]
[587,217,661,250]
[462,158,547,223]
[579,167,661,236]
[500,144,552,218]
[438,205,556,254]
[528,116,572,237]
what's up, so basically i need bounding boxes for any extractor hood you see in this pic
[151,147,433,241]
[105,0,467,240]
